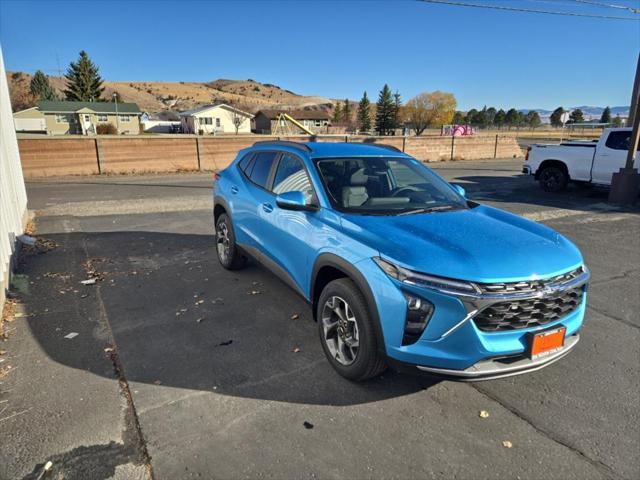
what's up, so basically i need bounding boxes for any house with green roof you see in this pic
[13,100,142,135]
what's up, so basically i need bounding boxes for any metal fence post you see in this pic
[195,137,202,171]
[402,136,406,152]
[450,135,455,161]
[94,138,102,174]
[494,134,499,158]
[345,135,349,143]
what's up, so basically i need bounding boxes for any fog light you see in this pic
[403,293,434,345]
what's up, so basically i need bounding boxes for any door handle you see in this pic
[230,186,239,194]
[262,202,273,213]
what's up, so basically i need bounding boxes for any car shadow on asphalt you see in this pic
[454,174,639,212]
[15,230,439,407]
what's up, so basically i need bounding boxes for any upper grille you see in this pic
[477,267,584,295]
[474,286,584,332]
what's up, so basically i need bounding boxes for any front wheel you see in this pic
[215,213,246,270]
[539,166,568,193]
[317,278,387,381]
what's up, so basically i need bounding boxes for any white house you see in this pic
[179,104,253,135]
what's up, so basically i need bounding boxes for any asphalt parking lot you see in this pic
[1,159,638,480]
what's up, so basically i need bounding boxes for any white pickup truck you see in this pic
[523,128,638,192]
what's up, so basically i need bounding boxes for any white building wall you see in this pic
[0,46,28,306]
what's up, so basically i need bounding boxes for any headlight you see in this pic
[373,257,479,296]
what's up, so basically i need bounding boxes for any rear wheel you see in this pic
[539,165,568,193]
[318,278,386,381]
[215,213,246,270]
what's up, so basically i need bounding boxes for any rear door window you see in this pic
[248,151,278,189]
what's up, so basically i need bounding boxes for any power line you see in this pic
[568,0,640,14]
[418,0,640,20]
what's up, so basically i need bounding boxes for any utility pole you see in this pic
[113,93,120,135]
[608,53,640,205]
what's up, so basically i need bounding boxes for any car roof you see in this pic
[250,141,408,158]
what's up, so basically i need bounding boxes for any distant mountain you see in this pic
[519,106,629,123]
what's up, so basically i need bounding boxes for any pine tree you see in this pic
[526,111,541,129]
[343,99,351,126]
[550,107,565,127]
[600,106,612,124]
[332,102,343,123]
[504,108,519,130]
[29,70,58,101]
[64,50,105,101]
[611,115,623,127]
[494,109,506,128]
[569,108,584,124]
[375,84,395,135]
[357,91,371,132]
[452,111,465,125]
[392,90,402,130]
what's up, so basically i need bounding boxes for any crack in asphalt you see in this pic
[586,305,639,331]
[80,237,154,480]
[470,384,623,480]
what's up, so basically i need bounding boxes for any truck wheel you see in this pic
[539,166,568,193]
[317,278,387,381]
[215,213,246,270]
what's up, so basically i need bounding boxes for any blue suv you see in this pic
[213,141,589,381]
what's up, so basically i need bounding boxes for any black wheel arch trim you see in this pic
[311,253,387,356]
[214,196,231,222]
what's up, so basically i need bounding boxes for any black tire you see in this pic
[539,165,568,193]
[317,278,387,381]
[215,213,246,270]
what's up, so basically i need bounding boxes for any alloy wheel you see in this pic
[216,221,230,263]
[321,296,360,365]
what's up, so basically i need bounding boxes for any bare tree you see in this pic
[226,105,247,134]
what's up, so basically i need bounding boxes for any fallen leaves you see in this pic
[291,314,299,320]
[292,347,301,353]
[303,421,314,430]
[479,410,490,418]
[502,440,513,449]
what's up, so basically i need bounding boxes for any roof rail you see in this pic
[372,143,402,153]
[252,140,312,152]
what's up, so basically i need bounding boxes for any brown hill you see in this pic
[7,72,335,114]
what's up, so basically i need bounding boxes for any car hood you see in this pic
[340,204,583,283]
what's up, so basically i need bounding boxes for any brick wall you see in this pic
[18,134,522,178]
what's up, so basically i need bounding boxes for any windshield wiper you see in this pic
[397,205,460,216]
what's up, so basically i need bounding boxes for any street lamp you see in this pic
[113,93,120,135]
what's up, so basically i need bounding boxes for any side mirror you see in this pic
[276,191,316,212]
[452,184,466,198]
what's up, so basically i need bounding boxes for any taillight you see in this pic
[525,146,531,161]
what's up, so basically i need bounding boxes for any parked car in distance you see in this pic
[214,141,589,380]
[523,127,638,192]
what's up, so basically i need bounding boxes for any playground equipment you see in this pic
[272,112,314,136]
[441,124,475,136]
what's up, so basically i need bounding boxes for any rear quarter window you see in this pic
[605,131,635,151]
[248,151,278,189]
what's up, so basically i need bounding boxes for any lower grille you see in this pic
[474,286,584,332]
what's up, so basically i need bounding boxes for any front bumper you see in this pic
[522,165,532,175]
[359,258,589,379]
[415,333,579,380]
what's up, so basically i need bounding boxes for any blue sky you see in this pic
[1,0,638,110]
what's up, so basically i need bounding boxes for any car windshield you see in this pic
[314,156,467,215]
